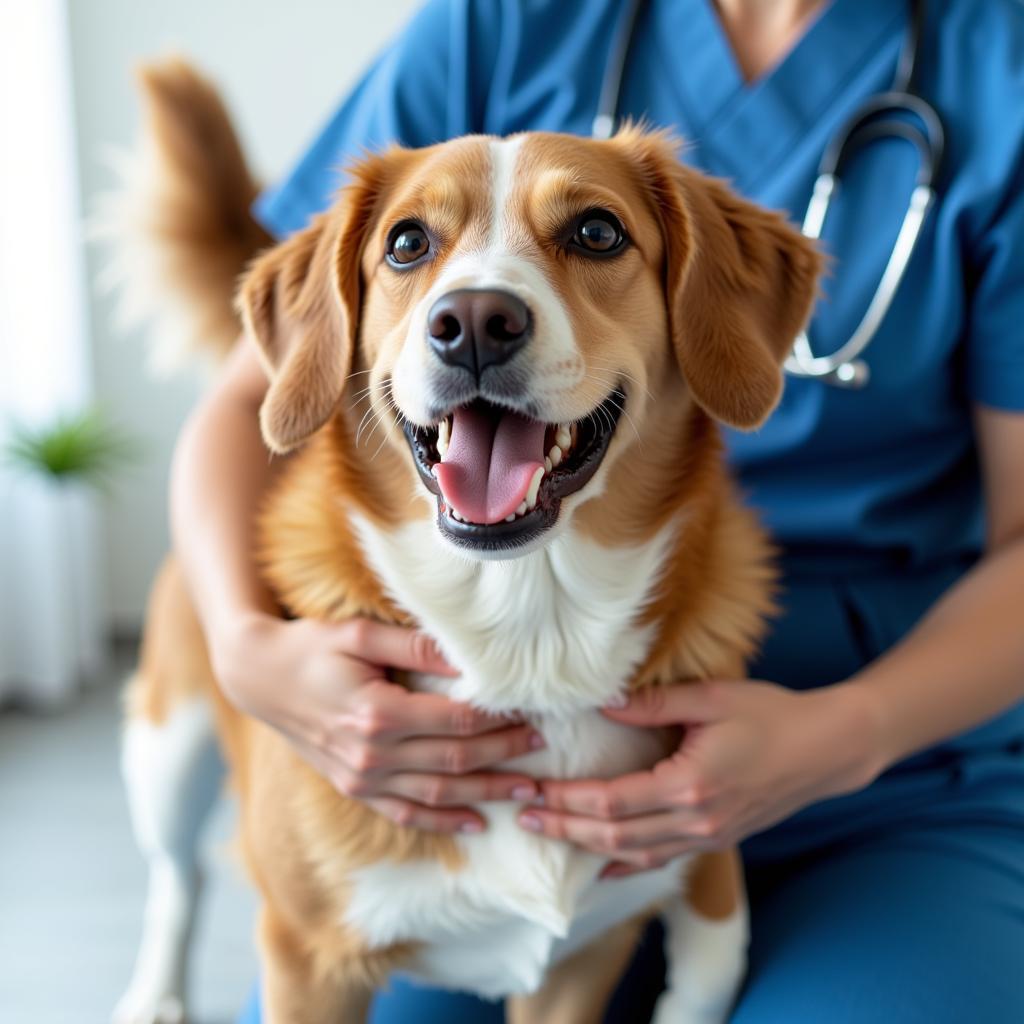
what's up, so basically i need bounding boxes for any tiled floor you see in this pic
[0,672,257,1024]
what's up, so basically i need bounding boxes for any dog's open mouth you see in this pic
[404,390,625,550]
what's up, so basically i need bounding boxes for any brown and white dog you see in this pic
[110,62,819,1024]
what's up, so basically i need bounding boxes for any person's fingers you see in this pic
[383,772,538,807]
[390,724,544,773]
[331,618,459,676]
[341,679,521,742]
[539,769,678,819]
[517,807,692,856]
[601,682,725,727]
[365,796,485,834]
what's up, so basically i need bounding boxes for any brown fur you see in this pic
[685,848,745,922]
[123,63,820,1022]
[102,59,273,367]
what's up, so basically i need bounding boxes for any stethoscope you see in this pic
[593,0,945,389]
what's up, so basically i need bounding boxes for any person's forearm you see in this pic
[170,338,284,638]
[846,535,1024,774]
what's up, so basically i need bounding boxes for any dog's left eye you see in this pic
[387,222,431,267]
[572,210,626,256]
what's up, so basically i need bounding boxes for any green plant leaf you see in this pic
[2,407,140,491]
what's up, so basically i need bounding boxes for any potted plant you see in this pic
[2,407,136,706]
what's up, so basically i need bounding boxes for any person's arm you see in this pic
[171,338,542,833]
[843,405,1024,764]
[170,337,283,632]
[517,408,1024,872]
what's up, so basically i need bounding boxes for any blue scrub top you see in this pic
[255,0,1024,749]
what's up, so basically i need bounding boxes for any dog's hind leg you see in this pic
[113,690,224,1024]
[113,559,226,1024]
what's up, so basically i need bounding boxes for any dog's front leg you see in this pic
[652,848,749,1024]
[506,914,648,1024]
[258,910,373,1024]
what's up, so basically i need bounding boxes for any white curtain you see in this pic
[0,0,105,706]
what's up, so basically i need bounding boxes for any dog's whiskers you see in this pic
[586,359,653,403]
[369,392,405,463]
[354,378,394,448]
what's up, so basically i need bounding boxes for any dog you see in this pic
[109,60,820,1024]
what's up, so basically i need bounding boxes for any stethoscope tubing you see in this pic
[593,0,945,389]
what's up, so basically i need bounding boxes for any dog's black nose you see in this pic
[427,289,531,378]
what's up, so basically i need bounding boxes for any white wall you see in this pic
[66,0,422,630]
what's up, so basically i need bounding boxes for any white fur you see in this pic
[351,515,676,715]
[490,135,524,249]
[349,820,687,998]
[90,146,217,379]
[342,512,701,996]
[114,693,223,1024]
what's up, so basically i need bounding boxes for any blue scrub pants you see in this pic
[238,566,1024,1021]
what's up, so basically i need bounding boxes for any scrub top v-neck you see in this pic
[254,0,1024,749]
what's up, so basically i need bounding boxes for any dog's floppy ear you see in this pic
[632,134,822,429]
[236,161,384,453]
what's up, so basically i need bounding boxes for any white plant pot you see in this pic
[0,474,106,708]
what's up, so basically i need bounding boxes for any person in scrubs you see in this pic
[170,0,1024,1019]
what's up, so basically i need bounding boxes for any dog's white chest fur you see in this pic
[344,713,685,996]
[347,516,684,996]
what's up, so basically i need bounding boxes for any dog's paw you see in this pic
[112,989,186,1024]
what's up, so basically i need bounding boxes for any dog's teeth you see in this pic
[515,501,528,517]
[437,419,450,458]
[548,445,563,468]
[505,513,516,522]
[544,456,553,473]
[431,464,440,477]
[525,466,544,510]
[555,425,571,450]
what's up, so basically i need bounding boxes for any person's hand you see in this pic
[517,679,883,876]
[212,613,544,833]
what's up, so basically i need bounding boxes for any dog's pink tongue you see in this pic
[434,406,546,524]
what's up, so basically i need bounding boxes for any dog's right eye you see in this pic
[387,222,431,267]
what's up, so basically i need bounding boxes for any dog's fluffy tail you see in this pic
[94,57,272,372]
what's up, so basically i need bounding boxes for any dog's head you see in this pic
[239,130,820,558]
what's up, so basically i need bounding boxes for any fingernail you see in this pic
[519,813,543,832]
[459,820,483,834]
[529,731,546,750]
[511,785,535,801]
